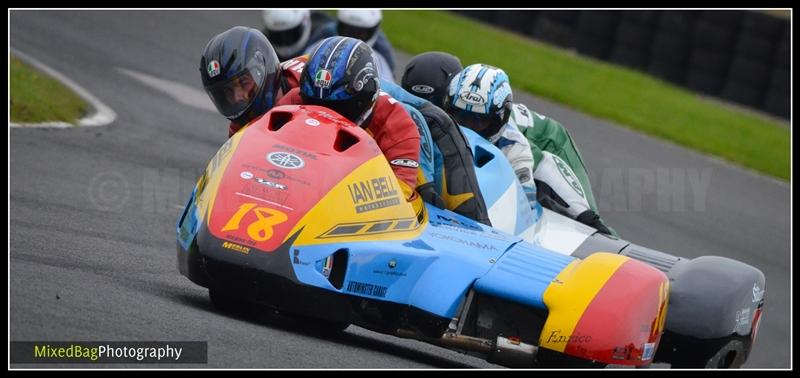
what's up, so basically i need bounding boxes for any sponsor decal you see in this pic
[429,232,498,251]
[266,169,285,179]
[317,217,419,239]
[292,249,310,265]
[322,256,334,278]
[305,118,320,126]
[267,151,304,169]
[207,60,220,78]
[642,342,655,360]
[411,84,434,94]
[222,241,250,255]
[545,330,592,344]
[752,283,765,303]
[347,176,401,213]
[238,181,290,208]
[272,143,317,160]
[280,58,306,73]
[314,69,332,88]
[430,214,483,231]
[459,91,485,105]
[240,171,253,180]
[552,155,585,198]
[346,280,387,298]
[224,234,256,247]
[390,158,419,168]
[734,307,751,332]
[612,345,632,360]
[255,178,287,190]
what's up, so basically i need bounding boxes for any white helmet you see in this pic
[337,9,382,47]
[261,9,311,60]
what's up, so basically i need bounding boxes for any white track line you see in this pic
[10,47,117,128]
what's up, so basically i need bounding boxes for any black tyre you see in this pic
[614,21,654,50]
[656,331,752,369]
[656,10,698,36]
[284,311,351,334]
[772,28,790,69]
[733,33,776,61]
[496,10,538,35]
[610,45,649,69]
[575,11,619,36]
[670,338,749,368]
[727,57,770,89]
[741,11,785,38]
[535,347,608,368]
[720,81,763,108]
[685,69,725,95]
[532,18,575,48]
[692,21,737,52]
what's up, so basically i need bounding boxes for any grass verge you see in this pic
[382,10,790,180]
[10,55,89,124]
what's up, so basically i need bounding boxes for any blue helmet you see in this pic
[300,36,380,127]
[200,26,282,126]
[445,64,513,138]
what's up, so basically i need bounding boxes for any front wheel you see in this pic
[209,286,252,314]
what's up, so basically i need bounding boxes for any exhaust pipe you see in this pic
[396,329,537,367]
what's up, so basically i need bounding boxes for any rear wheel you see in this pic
[657,332,751,368]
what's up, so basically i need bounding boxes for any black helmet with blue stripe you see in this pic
[444,64,513,139]
[300,36,379,127]
[200,26,282,126]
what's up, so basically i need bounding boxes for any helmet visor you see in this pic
[450,108,495,134]
[337,23,379,45]
[204,53,268,120]
[266,23,304,48]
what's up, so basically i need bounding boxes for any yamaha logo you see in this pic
[411,84,434,94]
[267,152,305,169]
[459,91,485,105]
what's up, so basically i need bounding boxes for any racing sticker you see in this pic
[207,60,220,78]
[221,203,288,242]
[552,154,585,198]
[317,217,419,239]
[267,152,305,170]
[221,241,250,255]
[345,280,387,298]
[390,159,420,168]
[411,84,434,94]
[314,69,332,89]
[272,143,317,161]
[347,175,401,213]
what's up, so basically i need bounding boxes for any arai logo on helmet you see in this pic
[411,84,434,94]
[207,60,221,78]
[459,91,486,105]
[314,69,332,88]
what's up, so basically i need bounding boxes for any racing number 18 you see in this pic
[222,203,288,242]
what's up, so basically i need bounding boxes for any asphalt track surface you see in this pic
[9,10,790,368]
